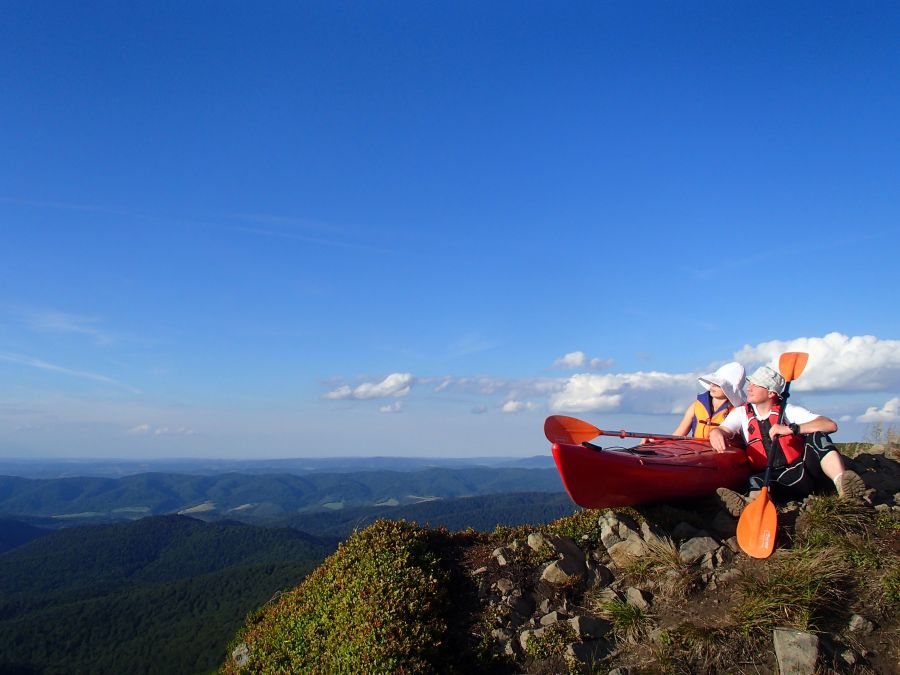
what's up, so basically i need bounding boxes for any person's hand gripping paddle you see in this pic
[736,352,809,559]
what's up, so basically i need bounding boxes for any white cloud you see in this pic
[379,401,404,414]
[554,351,586,368]
[128,423,196,436]
[322,334,900,419]
[734,333,900,392]
[553,351,614,370]
[857,397,900,422]
[324,372,414,400]
[501,400,540,413]
[549,372,695,414]
[153,427,196,436]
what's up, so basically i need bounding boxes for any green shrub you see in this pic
[223,519,450,674]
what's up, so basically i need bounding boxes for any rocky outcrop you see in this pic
[469,448,900,673]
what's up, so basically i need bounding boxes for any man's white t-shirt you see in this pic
[719,403,818,441]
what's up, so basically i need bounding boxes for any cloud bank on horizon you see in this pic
[323,333,900,423]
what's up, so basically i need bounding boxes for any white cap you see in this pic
[747,365,786,395]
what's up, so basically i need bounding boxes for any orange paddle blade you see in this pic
[736,486,778,559]
[779,352,809,382]
[544,415,599,444]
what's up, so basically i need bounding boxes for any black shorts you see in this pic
[747,432,837,502]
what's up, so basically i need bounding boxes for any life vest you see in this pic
[690,392,733,439]
[744,401,804,470]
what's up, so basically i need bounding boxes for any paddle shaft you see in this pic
[594,428,695,441]
[760,379,794,487]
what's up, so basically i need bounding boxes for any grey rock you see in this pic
[840,649,858,666]
[547,534,587,566]
[599,519,623,549]
[495,578,515,595]
[491,627,514,641]
[527,532,547,551]
[607,535,648,567]
[849,614,876,633]
[472,566,488,575]
[503,639,521,657]
[714,546,733,567]
[588,563,613,588]
[773,628,819,675]
[231,643,249,667]
[568,615,611,639]
[492,546,510,567]
[625,586,652,610]
[519,626,545,650]
[641,520,667,543]
[608,669,630,675]
[678,536,719,564]
[539,610,566,626]
[542,557,584,584]
[592,587,621,604]
[715,568,743,585]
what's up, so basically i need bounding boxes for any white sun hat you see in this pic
[698,361,747,407]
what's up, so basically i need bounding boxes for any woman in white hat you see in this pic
[672,362,747,438]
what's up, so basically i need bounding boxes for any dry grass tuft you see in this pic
[794,495,874,547]
[624,535,698,600]
[733,545,853,633]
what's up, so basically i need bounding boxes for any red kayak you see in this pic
[545,415,752,509]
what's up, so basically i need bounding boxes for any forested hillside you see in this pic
[0,518,49,553]
[271,491,577,537]
[0,515,332,675]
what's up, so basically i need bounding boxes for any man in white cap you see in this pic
[710,365,866,516]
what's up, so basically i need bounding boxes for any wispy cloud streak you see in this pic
[0,351,138,393]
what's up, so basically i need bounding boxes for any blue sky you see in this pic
[2,2,899,458]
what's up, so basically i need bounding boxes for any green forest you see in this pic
[0,491,576,674]
[0,516,332,674]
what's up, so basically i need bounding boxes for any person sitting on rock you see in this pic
[709,365,866,516]
[672,361,747,438]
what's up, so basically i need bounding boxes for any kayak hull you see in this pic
[551,440,752,509]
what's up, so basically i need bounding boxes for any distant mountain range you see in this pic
[0,454,555,479]
[0,466,564,523]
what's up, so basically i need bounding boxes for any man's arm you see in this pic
[770,415,838,439]
[710,409,743,452]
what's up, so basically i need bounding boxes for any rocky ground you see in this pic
[461,445,900,674]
